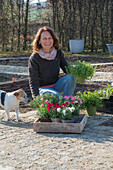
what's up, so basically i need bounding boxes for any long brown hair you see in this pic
[33,26,59,53]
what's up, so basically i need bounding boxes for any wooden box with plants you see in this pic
[30,93,87,134]
[97,85,113,114]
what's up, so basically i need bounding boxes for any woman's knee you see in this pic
[66,75,75,83]
[39,88,61,97]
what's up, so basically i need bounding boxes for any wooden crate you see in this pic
[33,114,87,134]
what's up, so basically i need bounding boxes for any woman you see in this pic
[28,26,76,98]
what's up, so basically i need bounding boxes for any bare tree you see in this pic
[23,0,30,50]
[16,0,21,51]
[110,0,113,43]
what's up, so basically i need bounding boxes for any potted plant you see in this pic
[66,60,95,84]
[30,93,60,122]
[78,90,102,116]
[97,84,113,113]
[98,84,113,100]
[69,39,84,54]
[30,93,83,123]
[59,96,82,123]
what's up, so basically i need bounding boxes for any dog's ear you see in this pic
[19,88,23,91]
[13,92,19,97]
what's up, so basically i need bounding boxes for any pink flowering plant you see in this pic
[30,93,60,118]
[30,93,83,120]
[60,96,82,120]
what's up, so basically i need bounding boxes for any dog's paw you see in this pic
[7,118,11,121]
[17,118,22,122]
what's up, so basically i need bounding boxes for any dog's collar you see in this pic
[1,92,6,106]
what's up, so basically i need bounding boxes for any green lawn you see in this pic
[0,50,113,58]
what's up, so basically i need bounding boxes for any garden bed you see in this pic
[33,114,87,134]
[97,95,113,114]
[0,54,112,113]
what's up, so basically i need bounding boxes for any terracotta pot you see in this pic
[61,119,75,123]
[12,77,16,83]
[51,118,61,123]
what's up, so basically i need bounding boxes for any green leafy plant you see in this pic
[98,84,113,99]
[77,90,102,109]
[66,60,96,84]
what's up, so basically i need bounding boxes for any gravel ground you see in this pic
[0,110,113,170]
[0,55,113,170]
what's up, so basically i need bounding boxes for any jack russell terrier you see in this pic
[0,88,29,121]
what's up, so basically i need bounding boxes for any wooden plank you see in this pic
[33,114,87,134]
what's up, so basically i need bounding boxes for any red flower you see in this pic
[55,103,59,108]
[47,104,51,111]
[51,103,55,106]
[75,102,78,105]
[66,101,69,105]
[71,101,74,104]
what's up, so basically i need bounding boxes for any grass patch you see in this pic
[0,50,113,59]
[0,51,32,58]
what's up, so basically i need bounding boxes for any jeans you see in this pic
[39,75,76,97]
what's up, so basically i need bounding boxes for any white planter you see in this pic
[106,44,113,55]
[69,39,84,54]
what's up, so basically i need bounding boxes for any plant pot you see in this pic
[75,76,85,84]
[40,117,52,122]
[51,118,61,123]
[109,95,113,102]
[87,106,96,116]
[69,39,84,54]
[106,44,113,55]
[61,119,75,123]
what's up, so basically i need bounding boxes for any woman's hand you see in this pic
[59,73,67,78]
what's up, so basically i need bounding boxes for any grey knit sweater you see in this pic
[28,49,68,98]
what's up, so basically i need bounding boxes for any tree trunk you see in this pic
[17,0,21,51]
[110,0,113,43]
[84,0,91,45]
[10,0,15,51]
[23,0,29,50]
[99,0,106,52]
[77,0,83,39]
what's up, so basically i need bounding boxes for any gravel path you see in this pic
[1,56,113,169]
[0,110,113,170]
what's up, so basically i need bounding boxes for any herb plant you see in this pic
[66,60,96,83]
[77,90,102,109]
[98,84,113,99]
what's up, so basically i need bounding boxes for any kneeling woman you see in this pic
[28,26,76,98]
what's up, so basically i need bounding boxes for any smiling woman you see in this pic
[39,31,54,52]
[28,26,76,99]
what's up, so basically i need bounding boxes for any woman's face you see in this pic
[39,31,54,52]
